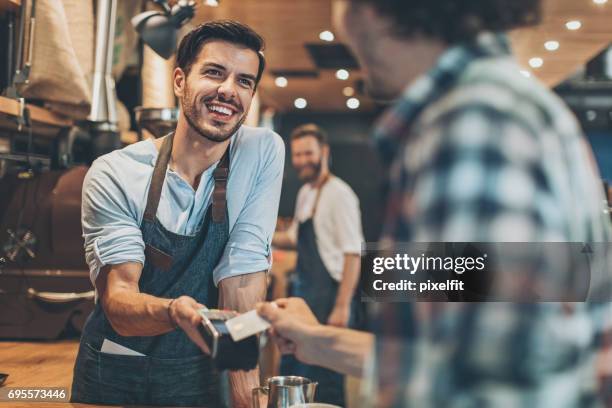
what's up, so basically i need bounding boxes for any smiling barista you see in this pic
[70,21,284,407]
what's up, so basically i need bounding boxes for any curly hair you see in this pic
[351,0,541,44]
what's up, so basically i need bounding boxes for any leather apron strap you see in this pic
[212,147,230,223]
[310,174,331,219]
[143,134,173,222]
[142,133,231,224]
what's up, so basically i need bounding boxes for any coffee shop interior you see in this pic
[0,0,612,407]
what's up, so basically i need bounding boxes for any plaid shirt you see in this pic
[365,33,612,407]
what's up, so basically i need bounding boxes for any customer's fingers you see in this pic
[274,298,290,308]
[274,298,307,310]
[278,340,296,355]
[256,302,281,323]
[269,330,296,354]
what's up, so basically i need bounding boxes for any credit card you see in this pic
[225,310,271,342]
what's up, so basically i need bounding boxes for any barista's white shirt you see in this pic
[288,176,364,281]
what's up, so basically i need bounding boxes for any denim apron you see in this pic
[281,176,347,406]
[71,132,230,407]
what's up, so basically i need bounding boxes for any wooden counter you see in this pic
[0,340,213,407]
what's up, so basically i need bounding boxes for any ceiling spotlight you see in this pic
[520,70,531,78]
[294,98,308,109]
[593,0,608,4]
[204,0,219,6]
[336,69,350,80]
[529,57,544,68]
[132,1,196,59]
[319,30,335,42]
[275,76,288,88]
[565,20,582,30]
[346,98,360,109]
[343,86,355,97]
[544,41,560,51]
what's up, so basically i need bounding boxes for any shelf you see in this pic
[0,97,142,144]
[0,96,73,129]
[0,0,20,14]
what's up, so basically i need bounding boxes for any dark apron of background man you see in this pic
[281,176,357,407]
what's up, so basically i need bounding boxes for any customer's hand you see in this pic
[256,298,320,364]
[168,295,210,355]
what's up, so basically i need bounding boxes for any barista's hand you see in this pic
[168,295,210,355]
[256,298,320,364]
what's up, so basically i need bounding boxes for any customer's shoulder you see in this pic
[426,58,574,131]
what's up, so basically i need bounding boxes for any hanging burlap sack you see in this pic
[20,0,139,129]
[19,0,94,117]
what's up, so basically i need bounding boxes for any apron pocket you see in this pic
[86,343,149,393]
[72,342,148,405]
[145,243,174,272]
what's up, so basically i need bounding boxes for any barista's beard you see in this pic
[181,93,245,143]
[300,160,323,183]
[183,108,243,143]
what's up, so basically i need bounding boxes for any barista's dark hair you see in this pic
[351,0,541,44]
[176,20,266,88]
[290,124,329,146]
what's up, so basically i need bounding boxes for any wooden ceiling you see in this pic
[510,0,612,86]
[192,0,612,113]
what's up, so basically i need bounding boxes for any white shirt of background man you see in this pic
[288,176,364,281]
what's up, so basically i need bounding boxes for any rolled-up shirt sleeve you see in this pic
[82,158,145,287]
[213,133,285,285]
